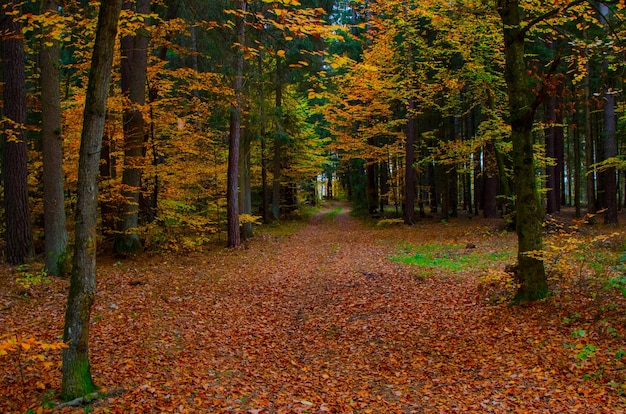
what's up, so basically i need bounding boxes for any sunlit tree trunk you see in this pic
[40,0,68,275]
[114,0,150,254]
[1,0,34,265]
[62,0,122,400]
[227,1,246,248]
[497,0,547,303]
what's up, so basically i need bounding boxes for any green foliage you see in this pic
[15,265,49,290]
[608,253,626,297]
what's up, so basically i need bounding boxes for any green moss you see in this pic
[61,356,98,401]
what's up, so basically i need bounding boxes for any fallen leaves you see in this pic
[1,204,626,412]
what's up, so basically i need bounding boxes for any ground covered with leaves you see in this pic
[2,203,626,413]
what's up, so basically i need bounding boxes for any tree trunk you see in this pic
[497,0,547,303]
[40,0,68,275]
[583,33,596,214]
[603,89,618,224]
[239,125,252,240]
[272,62,283,221]
[545,95,559,214]
[1,1,34,265]
[114,0,150,254]
[600,2,618,224]
[404,98,416,225]
[258,52,270,224]
[483,141,498,218]
[61,0,122,400]
[227,1,246,248]
[366,142,378,214]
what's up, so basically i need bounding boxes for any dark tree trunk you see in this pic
[498,0,547,303]
[404,98,416,224]
[545,95,559,214]
[227,1,246,248]
[114,0,150,254]
[1,1,34,265]
[583,43,596,214]
[366,140,378,214]
[258,53,270,224]
[603,89,618,224]
[272,62,283,221]
[40,0,68,275]
[62,0,122,400]
[239,126,252,240]
[573,123,582,217]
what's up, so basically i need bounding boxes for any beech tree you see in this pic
[62,0,123,400]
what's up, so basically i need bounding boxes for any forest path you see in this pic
[1,202,623,412]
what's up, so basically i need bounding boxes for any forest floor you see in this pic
[3,202,626,413]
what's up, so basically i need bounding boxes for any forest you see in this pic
[3,0,626,412]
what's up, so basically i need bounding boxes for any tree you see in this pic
[62,0,123,400]
[496,0,548,302]
[227,1,246,248]
[1,0,34,265]
[40,0,69,275]
[114,0,151,254]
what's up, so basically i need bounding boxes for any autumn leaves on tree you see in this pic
[2,0,626,402]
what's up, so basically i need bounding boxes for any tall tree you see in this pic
[62,0,123,400]
[227,1,246,248]
[114,0,150,253]
[1,0,34,265]
[599,3,618,224]
[497,0,548,302]
[40,0,69,275]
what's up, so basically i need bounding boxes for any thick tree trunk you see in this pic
[498,0,547,302]
[40,0,68,275]
[114,0,150,254]
[1,1,34,265]
[61,0,122,400]
[227,1,246,248]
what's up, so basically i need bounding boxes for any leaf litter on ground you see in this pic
[1,203,626,413]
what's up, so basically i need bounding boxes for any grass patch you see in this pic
[390,243,513,273]
[324,207,343,219]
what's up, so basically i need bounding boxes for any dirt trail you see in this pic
[1,203,624,412]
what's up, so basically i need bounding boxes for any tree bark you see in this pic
[239,125,252,240]
[404,98,416,225]
[114,0,150,254]
[61,0,122,400]
[497,0,548,302]
[272,61,283,221]
[40,0,69,275]
[1,0,34,265]
[227,1,246,248]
